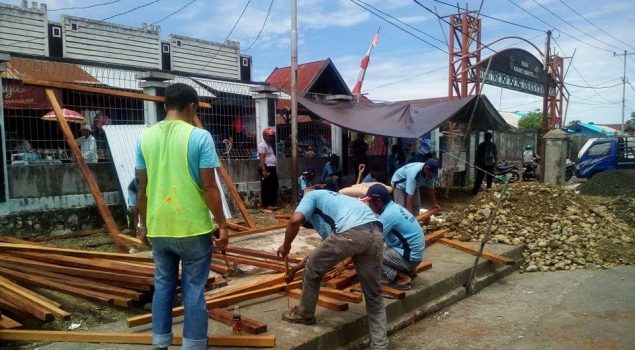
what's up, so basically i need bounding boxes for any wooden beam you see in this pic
[0,286,53,322]
[0,275,63,308]
[210,262,229,275]
[0,299,34,321]
[425,229,449,245]
[287,289,348,311]
[0,314,22,329]
[217,164,256,229]
[8,251,155,276]
[0,243,154,263]
[438,238,516,265]
[115,234,146,248]
[224,247,303,264]
[226,222,251,232]
[209,308,267,334]
[274,214,292,220]
[45,88,126,250]
[128,280,302,328]
[318,287,363,303]
[324,270,357,289]
[0,330,275,347]
[380,285,406,299]
[26,80,211,108]
[220,254,286,272]
[416,208,439,224]
[228,223,288,239]
[414,261,433,274]
[205,273,285,300]
[0,254,153,286]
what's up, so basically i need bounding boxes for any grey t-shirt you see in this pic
[258,141,277,167]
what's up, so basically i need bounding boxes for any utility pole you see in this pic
[290,0,299,201]
[614,50,634,134]
[540,30,551,182]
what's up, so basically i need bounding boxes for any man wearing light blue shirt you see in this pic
[364,184,424,290]
[391,158,440,216]
[277,190,388,350]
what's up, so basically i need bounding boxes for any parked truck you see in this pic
[575,137,635,179]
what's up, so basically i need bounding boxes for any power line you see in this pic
[243,0,274,51]
[566,81,623,89]
[195,0,251,74]
[354,0,446,45]
[432,0,543,32]
[101,0,160,21]
[531,0,623,51]
[49,0,121,12]
[363,65,447,92]
[151,0,197,25]
[558,0,635,51]
[349,0,448,54]
[507,0,614,53]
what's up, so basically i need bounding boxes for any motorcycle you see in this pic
[522,156,541,182]
[565,159,575,181]
[494,160,520,183]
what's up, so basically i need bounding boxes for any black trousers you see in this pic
[261,166,279,208]
[472,164,494,194]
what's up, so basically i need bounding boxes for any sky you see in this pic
[6,0,635,125]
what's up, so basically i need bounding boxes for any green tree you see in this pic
[518,110,543,130]
[628,111,635,125]
[566,119,581,128]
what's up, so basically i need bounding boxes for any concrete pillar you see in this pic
[0,53,9,204]
[136,71,174,126]
[250,86,278,146]
[543,128,569,185]
[325,95,351,168]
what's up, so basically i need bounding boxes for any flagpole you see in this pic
[290,0,299,202]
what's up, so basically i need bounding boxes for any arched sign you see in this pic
[474,48,555,97]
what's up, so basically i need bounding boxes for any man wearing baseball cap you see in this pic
[363,184,424,290]
[390,158,440,216]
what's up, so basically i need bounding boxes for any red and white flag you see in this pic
[351,29,380,96]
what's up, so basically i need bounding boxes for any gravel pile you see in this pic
[578,169,635,198]
[433,182,635,272]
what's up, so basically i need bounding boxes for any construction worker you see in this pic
[297,168,324,202]
[135,83,228,350]
[258,127,279,212]
[277,189,388,350]
[363,184,424,290]
[321,153,342,190]
[391,158,440,216]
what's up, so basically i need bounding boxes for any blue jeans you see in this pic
[150,233,212,350]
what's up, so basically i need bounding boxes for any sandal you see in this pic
[281,306,316,325]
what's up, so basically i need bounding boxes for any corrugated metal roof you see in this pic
[2,57,100,84]
[102,124,232,218]
[265,59,329,94]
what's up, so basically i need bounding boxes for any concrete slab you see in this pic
[17,230,522,350]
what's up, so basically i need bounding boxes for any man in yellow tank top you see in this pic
[136,83,227,350]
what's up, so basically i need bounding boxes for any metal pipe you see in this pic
[290,0,299,202]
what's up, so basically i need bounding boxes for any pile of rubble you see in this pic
[432,183,635,272]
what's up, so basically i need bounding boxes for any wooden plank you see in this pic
[324,270,357,289]
[0,286,53,322]
[225,247,303,264]
[211,262,229,275]
[26,79,212,108]
[416,208,439,223]
[115,234,146,247]
[0,276,70,320]
[0,275,63,308]
[287,289,348,311]
[8,251,155,276]
[0,314,22,329]
[209,308,267,334]
[414,261,433,274]
[380,285,406,299]
[0,254,153,286]
[0,263,142,300]
[217,164,256,229]
[438,238,516,265]
[425,229,449,245]
[0,299,33,321]
[45,88,126,250]
[319,287,363,303]
[226,222,251,232]
[228,223,288,239]
[0,267,114,305]
[0,330,275,347]
[220,254,287,272]
[206,273,285,300]
[128,280,302,328]
[274,214,292,220]
[0,243,154,263]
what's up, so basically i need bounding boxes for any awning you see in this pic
[297,95,511,138]
[2,57,100,84]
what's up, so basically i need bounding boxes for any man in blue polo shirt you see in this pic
[363,184,424,290]
[277,190,388,350]
[391,158,440,216]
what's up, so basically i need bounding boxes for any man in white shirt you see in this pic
[77,124,98,163]
[258,127,278,211]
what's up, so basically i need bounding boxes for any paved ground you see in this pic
[389,266,635,350]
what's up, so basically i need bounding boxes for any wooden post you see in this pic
[44,89,126,250]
